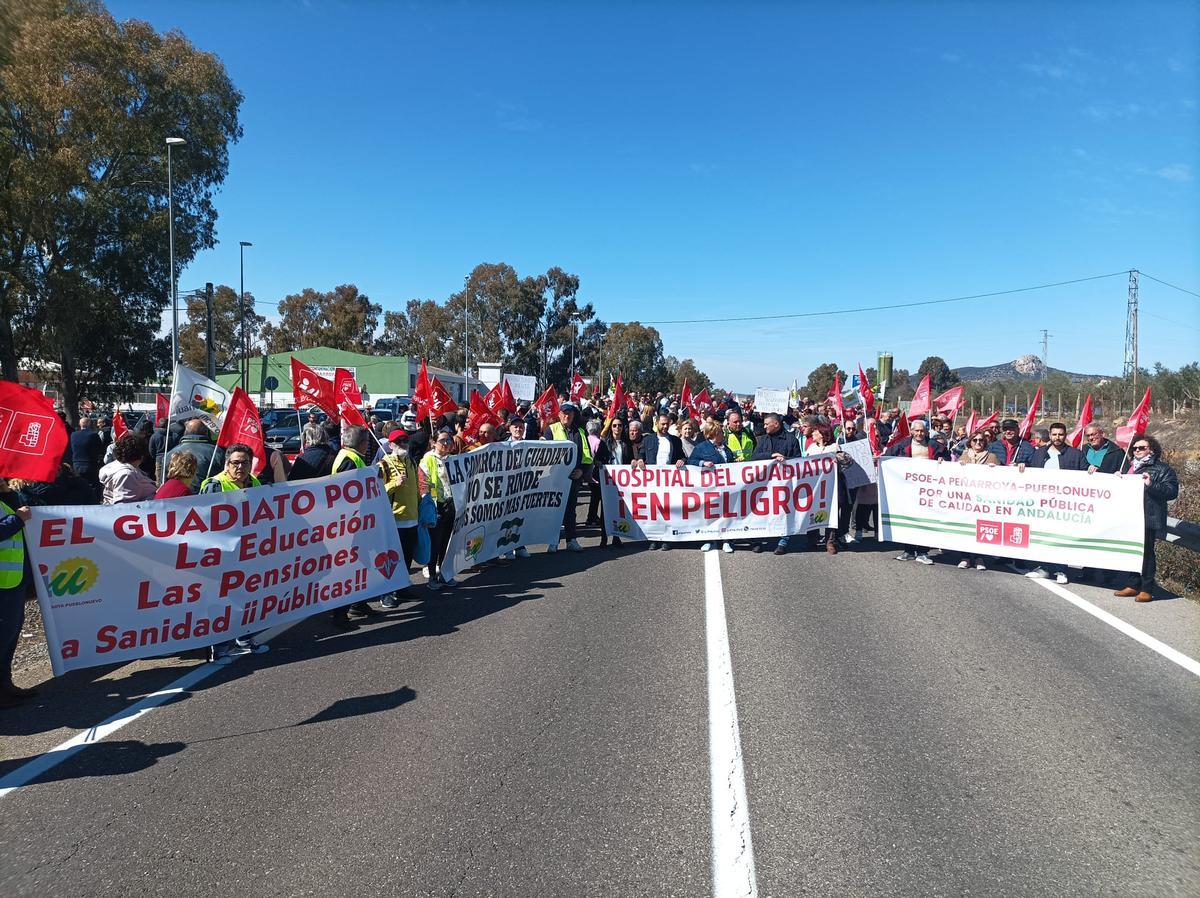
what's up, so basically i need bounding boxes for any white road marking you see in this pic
[1033,579,1200,678]
[0,620,296,799]
[704,549,758,898]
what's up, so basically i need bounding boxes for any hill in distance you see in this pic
[952,354,1114,385]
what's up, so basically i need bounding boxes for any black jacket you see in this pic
[639,433,687,466]
[602,435,635,466]
[885,437,950,461]
[1082,438,1124,474]
[69,429,103,473]
[1030,444,1087,471]
[751,430,801,460]
[288,443,336,481]
[1125,458,1179,536]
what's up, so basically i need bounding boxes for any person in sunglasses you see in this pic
[1114,435,1178,603]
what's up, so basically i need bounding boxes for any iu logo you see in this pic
[976,520,1002,544]
[1003,522,1030,548]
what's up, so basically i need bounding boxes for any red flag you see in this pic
[1115,387,1151,448]
[934,385,964,419]
[1018,386,1042,441]
[501,379,518,415]
[885,411,910,451]
[679,380,694,417]
[907,374,931,420]
[155,392,169,426]
[533,385,560,426]
[481,382,507,418]
[569,373,587,403]
[334,368,362,406]
[0,382,68,482]
[111,412,128,441]
[429,377,458,417]
[963,409,978,441]
[606,376,626,421]
[866,418,881,456]
[216,387,267,476]
[1067,395,1093,449]
[974,411,999,435]
[858,365,875,419]
[829,373,846,427]
[693,388,712,417]
[464,392,501,439]
[412,359,433,419]
[338,398,367,428]
[290,358,338,417]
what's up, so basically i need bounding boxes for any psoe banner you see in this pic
[599,457,839,542]
[28,469,407,675]
[878,457,1144,571]
[439,440,577,579]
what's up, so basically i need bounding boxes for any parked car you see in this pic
[371,396,410,419]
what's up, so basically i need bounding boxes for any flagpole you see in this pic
[160,363,179,485]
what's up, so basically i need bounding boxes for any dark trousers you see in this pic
[854,502,877,532]
[1127,529,1158,593]
[398,524,418,569]
[0,584,26,682]
[560,477,581,541]
[429,500,455,579]
[586,480,601,523]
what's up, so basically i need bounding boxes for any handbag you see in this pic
[413,523,431,567]
[418,493,437,528]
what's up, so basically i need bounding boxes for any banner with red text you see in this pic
[599,457,839,542]
[877,457,1144,571]
[28,469,406,675]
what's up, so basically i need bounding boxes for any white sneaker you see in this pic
[701,542,713,552]
[566,539,583,552]
[721,542,734,554]
[421,566,430,579]
[1024,567,1049,579]
[547,543,559,553]
[915,554,933,565]
[1055,572,1069,584]
[957,559,970,569]
[975,561,987,571]
[515,547,530,559]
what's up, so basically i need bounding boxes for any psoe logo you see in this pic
[42,557,99,597]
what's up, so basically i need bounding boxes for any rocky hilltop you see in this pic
[953,354,1112,385]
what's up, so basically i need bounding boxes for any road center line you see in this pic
[0,620,297,799]
[1032,579,1200,678]
[704,549,758,898]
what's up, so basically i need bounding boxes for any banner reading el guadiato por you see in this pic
[877,457,1145,571]
[28,469,407,675]
[439,440,577,580]
[598,456,840,542]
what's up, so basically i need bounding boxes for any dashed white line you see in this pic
[1032,579,1200,678]
[704,549,758,898]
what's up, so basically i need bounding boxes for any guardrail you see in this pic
[1165,517,1200,553]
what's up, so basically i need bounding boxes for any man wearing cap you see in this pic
[987,419,1036,467]
[544,402,589,552]
[378,427,421,608]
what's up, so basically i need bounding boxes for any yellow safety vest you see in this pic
[726,429,755,462]
[421,453,449,502]
[333,448,367,471]
[0,500,25,590]
[548,422,593,465]
[201,471,262,492]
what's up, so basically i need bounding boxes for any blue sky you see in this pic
[111,1,1199,390]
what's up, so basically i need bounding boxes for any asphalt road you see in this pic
[0,525,1197,897]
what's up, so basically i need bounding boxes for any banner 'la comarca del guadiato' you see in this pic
[599,456,840,542]
[28,469,407,675]
[439,440,577,580]
[878,457,1145,572]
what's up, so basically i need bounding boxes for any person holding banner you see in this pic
[420,429,459,588]
[687,421,736,554]
[724,410,756,462]
[750,413,802,555]
[0,489,35,708]
[634,412,687,551]
[988,419,1036,467]
[544,402,590,553]
[678,418,700,458]
[886,419,948,564]
[954,432,1000,571]
[805,425,852,554]
[329,427,383,626]
[1114,435,1179,603]
[378,429,422,609]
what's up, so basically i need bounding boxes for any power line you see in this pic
[1139,271,1200,299]
[638,271,1131,325]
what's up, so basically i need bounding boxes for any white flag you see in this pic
[169,363,231,431]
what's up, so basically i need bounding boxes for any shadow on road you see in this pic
[0,739,186,784]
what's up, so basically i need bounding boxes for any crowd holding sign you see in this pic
[878,457,1145,572]
[599,456,839,543]
[27,469,406,675]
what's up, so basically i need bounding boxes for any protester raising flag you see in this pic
[693,387,712,418]
[155,392,169,426]
[569,373,587,403]
[934,385,964,419]
[1115,387,1152,448]
[907,374,932,420]
[216,387,267,476]
[0,381,70,483]
[533,385,560,426]
[606,375,626,421]
[111,412,128,441]
[464,392,501,438]
[429,377,458,417]
[885,409,910,450]
[857,365,875,419]
[679,380,694,418]
[411,359,433,420]
[1018,386,1043,441]
[170,362,231,431]
[290,358,338,418]
[334,368,362,406]
[1067,394,1094,449]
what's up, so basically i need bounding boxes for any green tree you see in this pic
[261,284,381,354]
[805,362,847,400]
[376,299,456,367]
[665,357,713,393]
[177,285,265,374]
[915,355,961,393]
[1,2,242,420]
[603,322,668,391]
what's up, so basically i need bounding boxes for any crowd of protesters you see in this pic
[0,382,1181,706]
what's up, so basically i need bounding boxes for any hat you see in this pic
[561,401,579,412]
[388,428,408,442]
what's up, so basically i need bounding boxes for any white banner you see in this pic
[599,457,839,542]
[28,469,407,675]
[753,388,790,414]
[878,458,1145,571]
[440,441,576,578]
[503,374,538,402]
[839,438,877,490]
[169,363,231,431]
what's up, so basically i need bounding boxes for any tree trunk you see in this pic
[60,347,80,428]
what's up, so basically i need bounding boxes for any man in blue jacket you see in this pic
[635,412,687,550]
[750,413,802,555]
[988,419,1036,467]
[1022,421,1089,582]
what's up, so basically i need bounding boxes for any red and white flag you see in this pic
[934,385,964,419]
[866,417,882,456]
[429,377,458,417]
[885,410,910,451]
[1018,386,1042,441]
[569,373,587,403]
[0,382,69,483]
[334,368,362,407]
[155,392,169,426]
[216,387,267,476]
[533,386,560,426]
[501,379,518,415]
[693,387,712,418]
[1067,394,1093,449]
[829,373,846,426]
[973,411,999,436]
[606,376,626,421]
[290,358,338,417]
[338,399,367,428]
[1114,387,1151,448]
[907,374,932,420]
[111,413,128,441]
[857,364,875,419]
[679,380,694,418]
[464,392,501,439]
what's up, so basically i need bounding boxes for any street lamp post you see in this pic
[239,241,252,391]
[166,137,185,365]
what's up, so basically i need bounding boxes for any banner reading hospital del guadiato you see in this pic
[598,457,840,543]
[438,440,578,580]
[27,469,407,675]
[877,457,1144,572]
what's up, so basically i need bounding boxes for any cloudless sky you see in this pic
[110,0,1199,390]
